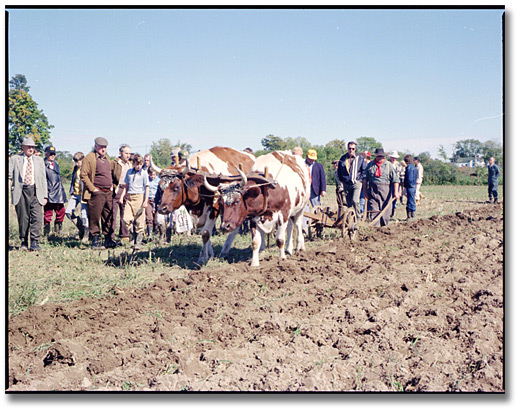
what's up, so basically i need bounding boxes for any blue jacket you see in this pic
[404,164,418,188]
[306,160,327,197]
[44,158,67,204]
[488,164,500,183]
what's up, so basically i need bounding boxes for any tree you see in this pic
[326,139,346,152]
[261,134,288,152]
[355,136,383,153]
[481,140,503,164]
[438,145,450,162]
[149,138,175,168]
[452,139,483,161]
[8,74,53,155]
[173,139,192,156]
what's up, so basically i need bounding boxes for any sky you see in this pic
[5,5,505,160]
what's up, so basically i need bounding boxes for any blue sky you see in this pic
[7,6,504,159]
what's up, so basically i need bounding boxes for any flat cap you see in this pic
[94,137,109,146]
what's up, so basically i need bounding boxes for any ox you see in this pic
[156,146,256,264]
[205,151,310,267]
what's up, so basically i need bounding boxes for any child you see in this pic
[145,168,160,238]
[403,154,418,220]
[118,154,150,249]
[65,152,89,241]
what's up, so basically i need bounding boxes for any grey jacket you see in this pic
[9,154,48,206]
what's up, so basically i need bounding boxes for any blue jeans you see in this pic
[406,187,416,212]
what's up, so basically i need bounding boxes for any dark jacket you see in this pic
[337,153,367,185]
[488,164,500,183]
[44,158,67,204]
[404,163,418,188]
[306,160,327,197]
[69,165,84,196]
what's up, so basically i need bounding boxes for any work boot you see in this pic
[166,227,172,243]
[147,225,153,238]
[134,233,144,250]
[406,210,410,220]
[104,236,119,249]
[43,223,51,238]
[30,240,41,251]
[20,240,29,251]
[54,221,63,236]
[158,225,166,244]
[91,235,104,250]
[493,198,498,204]
[77,219,84,239]
[411,211,416,219]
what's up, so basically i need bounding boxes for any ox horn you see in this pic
[236,166,248,188]
[203,175,219,193]
[150,156,162,174]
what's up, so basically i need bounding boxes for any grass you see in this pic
[7,184,501,317]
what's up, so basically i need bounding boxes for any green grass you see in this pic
[7,184,501,317]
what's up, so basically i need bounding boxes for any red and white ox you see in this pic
[157,146,256,264]
[204,151,310,267]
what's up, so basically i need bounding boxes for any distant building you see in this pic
[453,157,486,168]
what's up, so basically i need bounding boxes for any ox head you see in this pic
[157,166,190,214]
[204,167,250,233]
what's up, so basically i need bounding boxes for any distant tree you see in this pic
[173,139,192,156]
[452,139,483,161]
[355,136,383,153]
[8,74,53,155]
[326,138,346,152]
[149,138,175,168]
[481,140,503,164]
[261,134,288,152]
[55,151,74,181]
[438,145,450,162]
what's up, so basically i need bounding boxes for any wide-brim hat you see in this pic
[307,149,318,160]
[374,148,386,156]
[388,150,399,159]
[21,136,36,147]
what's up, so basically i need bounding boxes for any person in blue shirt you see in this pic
[145,168,160,238]
[403,154,418,219]
[487,157,500,204]
[118,154,150,249]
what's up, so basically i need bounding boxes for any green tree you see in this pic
[55,151,74,181]
[261,134,288,152]
[8,74,53,155]
[452,139,483,161]
[149,138,175,168]
[173,139,193,156]
[481,140,503,165]
[438,145,450,162]
[355,136,383,153]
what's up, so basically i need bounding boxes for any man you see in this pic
[9,137,48,251]
[414,157,424,203]
[43,146,68,236]
[80,137,118,249]
[363,148,400,227]
[305,149,327,207]
[487,157,500,204]
[403,155,418,219]
[292,146,303,157]
[111,144,132,243]
[388,150,404,218]
[143,154,152,171]
[145,167,160,238]
[337,141,367,218]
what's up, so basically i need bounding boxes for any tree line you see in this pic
[9,74,503,186]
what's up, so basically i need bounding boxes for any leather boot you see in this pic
[411,211,416,218]
[158,225,166,244]
[77,219,84,239]
[91,235,104,250]
[134,233,144,250]
[54,221,63,236]
[43,223,51,237]
[166,227,172,243]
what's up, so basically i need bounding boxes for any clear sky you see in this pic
[6,6,504,159]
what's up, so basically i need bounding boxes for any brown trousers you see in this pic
[87,190,114,237]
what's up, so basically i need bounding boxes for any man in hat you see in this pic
[80,137,118,249]
[43,146,68,236]
[363,148,400,227]
[305,149,327,207]
[337,141,367,218]
[111,144,132,244]
[388,150,404,219]
[8,136,48,251]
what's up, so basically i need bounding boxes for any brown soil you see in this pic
[7,204,504,392]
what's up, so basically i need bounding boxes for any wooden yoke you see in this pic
[197,156,200,171]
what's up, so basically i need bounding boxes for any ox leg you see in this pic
[220,227,239,258]
[293,209,306,252]
[250,223,262,267]
[275,222,289,260]
[285,218,295,255]
[198,218,216,264]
